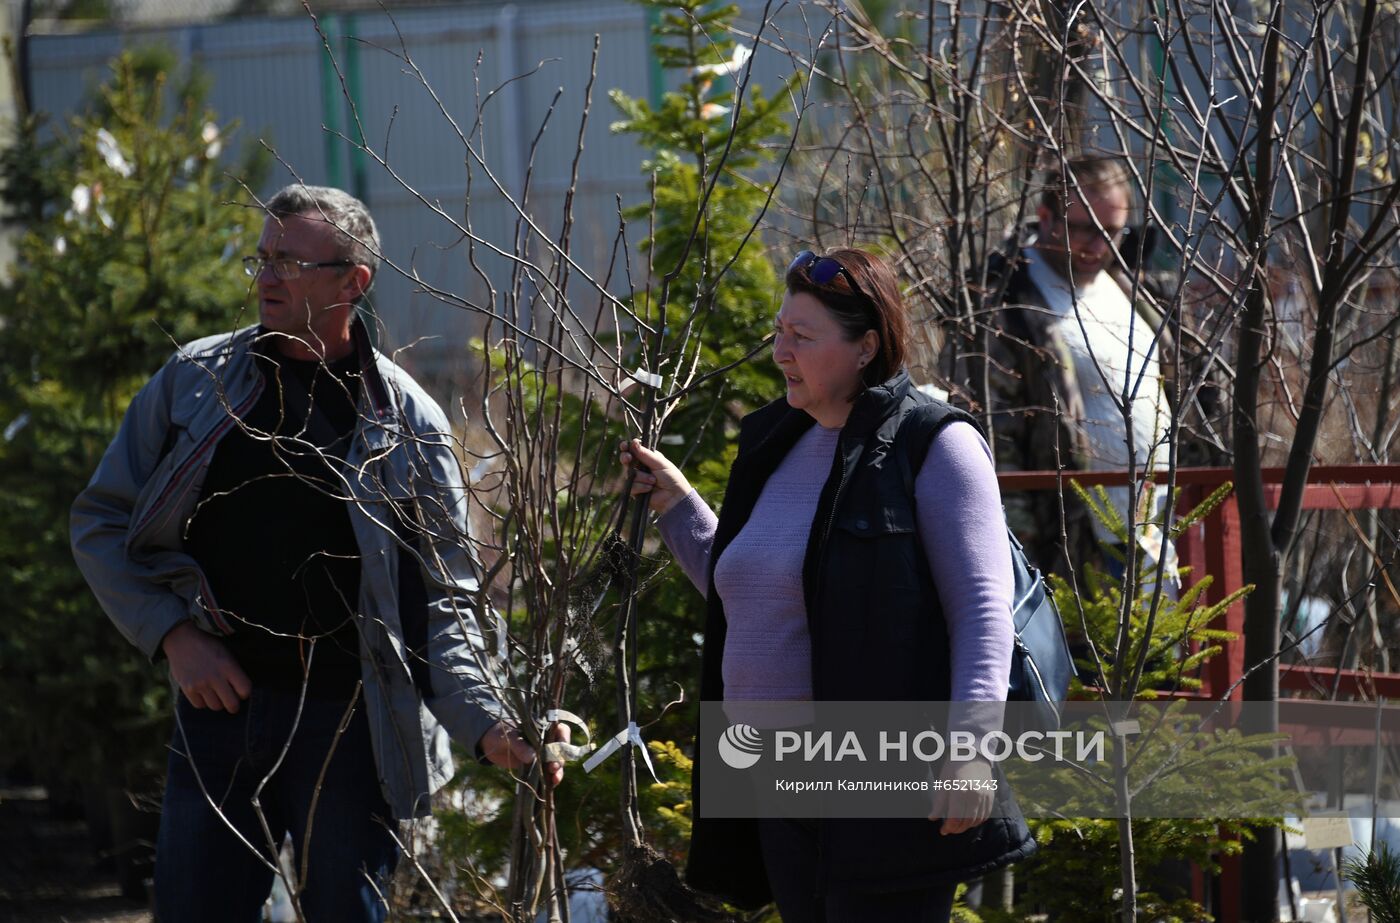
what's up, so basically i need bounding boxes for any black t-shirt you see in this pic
[184,348,365,698]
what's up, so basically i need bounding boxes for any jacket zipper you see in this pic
[131,385,263,539]
[128,382,265,634]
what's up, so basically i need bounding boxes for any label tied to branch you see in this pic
[582,721,659,782]
[541,708,594,764]
[629,368,663,389]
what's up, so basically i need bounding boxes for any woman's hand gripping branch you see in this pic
[619,438,693,517]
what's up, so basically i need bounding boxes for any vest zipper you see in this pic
[810,443,852,897]
[808,446,849,702]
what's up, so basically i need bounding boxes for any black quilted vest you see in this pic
[685,371,1036,908]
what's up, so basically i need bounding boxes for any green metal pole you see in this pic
[344,14,369,204]
[645,4,663,110]
[318,12,345,190]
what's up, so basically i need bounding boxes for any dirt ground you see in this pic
[0,786,152,923]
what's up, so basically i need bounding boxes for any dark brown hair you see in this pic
[784,247,909,389]
[1038,156,1133,216]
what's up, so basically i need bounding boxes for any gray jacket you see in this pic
[71,321,505,818]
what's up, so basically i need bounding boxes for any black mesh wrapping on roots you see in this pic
[607,842,735,923]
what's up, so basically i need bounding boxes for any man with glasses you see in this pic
[72,184,560,920]
[968,157,1178,581]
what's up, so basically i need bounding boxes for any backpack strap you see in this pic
[893,395,1074,725]
[894,399,985,499]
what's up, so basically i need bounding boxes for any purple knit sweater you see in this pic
[657,420,1014,703]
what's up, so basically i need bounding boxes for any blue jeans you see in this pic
[155,687,399,923]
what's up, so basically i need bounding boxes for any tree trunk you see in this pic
[1234,0,1286,911]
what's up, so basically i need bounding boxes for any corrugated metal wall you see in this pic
[26,0,818,398]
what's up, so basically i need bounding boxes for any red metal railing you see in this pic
[998,464,1400,700]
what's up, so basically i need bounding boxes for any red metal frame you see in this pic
[997,464,1400,920]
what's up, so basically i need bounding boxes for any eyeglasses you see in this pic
[787,250,874,306]
[242,255,356,281]
[1047,216,1128,247]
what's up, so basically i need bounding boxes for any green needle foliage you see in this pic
[609,0,793,491]
[1056,480,1245,698]
[1345,842,1400,922]
[0,48,263,788]
[1007,481,1297,921]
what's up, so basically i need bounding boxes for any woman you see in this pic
[620,249,1035,921]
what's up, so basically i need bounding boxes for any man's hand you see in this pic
[480,720,570,787]
[162,621,253,713]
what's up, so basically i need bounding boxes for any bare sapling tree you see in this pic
[274,1,826,919]
[1050,0,1400,915]
[987,0,1400,916]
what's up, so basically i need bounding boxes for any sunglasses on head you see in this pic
[787,250,874,307]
